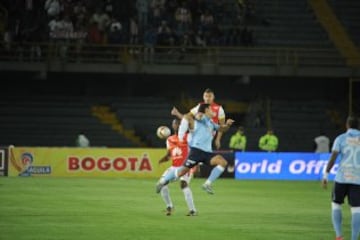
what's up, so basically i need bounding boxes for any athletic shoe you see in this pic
[202,183,214,194]
[166,206,173,216]
[186,210,197,216]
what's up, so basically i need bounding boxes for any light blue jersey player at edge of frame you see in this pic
[156,103,234,195]
[332,131,360,185]
[322,115,360,240]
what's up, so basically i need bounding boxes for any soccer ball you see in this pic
[156,126,171,139]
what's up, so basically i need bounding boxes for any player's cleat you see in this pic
[335,237,344,240]
[186,210,197,216]
[202,183,214,194]
[166,206,173,216]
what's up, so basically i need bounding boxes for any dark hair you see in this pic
[198,103,210,113]
[347,115,359,129]
[204,88,214,94]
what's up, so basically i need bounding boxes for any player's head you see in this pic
[267,128,274,135]
[203,88,215,104]
[346,115,359,129]
[238,126,244,133]
[198,103,212,117]
[172,118,180,132]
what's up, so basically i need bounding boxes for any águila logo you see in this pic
[9,148,51,176]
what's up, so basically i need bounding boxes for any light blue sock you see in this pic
[206,165,225,184]
[351,209,360,240]
[332,203,342,238]
[160,167,184,184]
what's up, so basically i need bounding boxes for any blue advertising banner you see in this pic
[234,152,338,181]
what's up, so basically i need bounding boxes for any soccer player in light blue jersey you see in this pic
[322,115,360,240]
[157,103,234,195]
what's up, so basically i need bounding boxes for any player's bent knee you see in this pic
[180,181,188,189]
[216,157,227,167]
[221,159,228,167]
[211,155,226,166]
[178,168,188,177]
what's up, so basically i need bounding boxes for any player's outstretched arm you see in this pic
[178,114,195,141]
[218,119,235,132]
[171,107,184,119]
[158,151,171,164]
[215,118,226,149]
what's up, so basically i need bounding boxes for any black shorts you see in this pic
[183,147,216,168]
[332,182,360,207]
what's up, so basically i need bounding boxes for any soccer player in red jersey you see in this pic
[171,88,225,149]
[158,119,197,216]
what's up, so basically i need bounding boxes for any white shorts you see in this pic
[161,166,192,183]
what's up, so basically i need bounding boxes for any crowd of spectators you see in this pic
[1,0,257,48]
[0,0,262,62]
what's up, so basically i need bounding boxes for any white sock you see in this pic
[160,185,173,208]
[182,187,196,212]
[178,118,189,141]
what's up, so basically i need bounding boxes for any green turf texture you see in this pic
[0,177,353,240]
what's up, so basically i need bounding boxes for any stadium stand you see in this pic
[219,77,351,152]
[308,0,360,67]
[0,75,353,151]
[0,0,353,76]
[0,96,135,147]
[269,99,339,152]
[112,97,173,147]
[253,0,332,48]
[229,98,345,152]
[329,0,360,46]
[0,0,357,151]
[0,0,343,50]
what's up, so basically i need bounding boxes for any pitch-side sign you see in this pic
[0,147,8,176]
[8,147,168,178]
[234,152,337,180]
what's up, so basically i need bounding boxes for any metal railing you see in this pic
[0,42,348,68]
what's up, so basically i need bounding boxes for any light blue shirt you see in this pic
[189,116,219,153]
[333,128,360,184]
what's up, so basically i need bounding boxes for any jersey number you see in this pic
[342,145,360,168]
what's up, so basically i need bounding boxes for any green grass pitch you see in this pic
[0,177,353,240]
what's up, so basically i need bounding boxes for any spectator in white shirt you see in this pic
[76,133,90,147]
[314,131,330,153]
